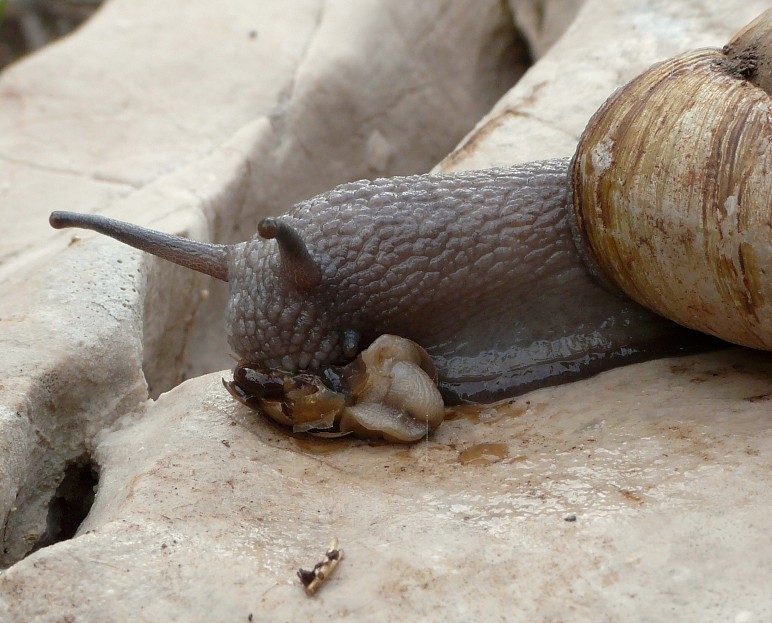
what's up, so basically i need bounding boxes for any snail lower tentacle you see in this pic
[257,217,322,290]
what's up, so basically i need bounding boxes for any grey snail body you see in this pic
[50,159,700,404]
[49,9,772,435]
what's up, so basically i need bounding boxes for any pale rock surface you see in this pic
[2,351,770,621]
[1,1,771,622]
[509,0,585,59]
[441,0,772,170]
[0,0,522,573]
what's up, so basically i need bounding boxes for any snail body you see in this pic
[49,10,772,437]
[50,160,698,405]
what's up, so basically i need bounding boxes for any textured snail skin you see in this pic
[50,158,707,404]
[49,10,772,405]
[223,158,703,403]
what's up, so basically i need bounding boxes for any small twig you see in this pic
[297,537,343,596]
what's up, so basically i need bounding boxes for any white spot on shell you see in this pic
[590,136,614,175]
[724,195,738,217]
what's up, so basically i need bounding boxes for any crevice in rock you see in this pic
[1,454,100,567]
[0,0,105,69]
[30,455,99,552]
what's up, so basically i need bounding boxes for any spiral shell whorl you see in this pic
[571,11,772,351]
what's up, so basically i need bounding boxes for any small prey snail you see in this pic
[50,10,772,442]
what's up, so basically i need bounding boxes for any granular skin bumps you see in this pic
[227,160,574,370]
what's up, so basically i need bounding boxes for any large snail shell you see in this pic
[571,9,772,351]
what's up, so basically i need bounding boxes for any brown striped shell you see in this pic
[571,9,772,351]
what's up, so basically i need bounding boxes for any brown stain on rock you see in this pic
[440,82,548,169]
[292,437,352,455]
[617,489,644,504]
[445,400,543,424]
[458,443,509,466]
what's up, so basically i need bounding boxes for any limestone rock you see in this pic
[0,0,523,570]
[509,0,584,59]
[1,1,770,621]
[2,352,770,621]
[441,0,772,170]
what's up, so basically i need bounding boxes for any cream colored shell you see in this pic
[338,334,445,442]
[571,10,772,351]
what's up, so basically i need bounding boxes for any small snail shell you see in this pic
[337,334,444,441]
[225,334,444,443]
[571,8,772,350]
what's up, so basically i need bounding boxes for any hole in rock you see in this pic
[28,455,100,555]
[0,0,105,69]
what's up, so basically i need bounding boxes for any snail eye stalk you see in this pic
[258,217,322,290]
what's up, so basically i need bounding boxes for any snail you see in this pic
[49,9,771,440]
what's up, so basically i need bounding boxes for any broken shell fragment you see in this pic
[225,334,446,442]
[338,357,445,442]
[226,367,345,431]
